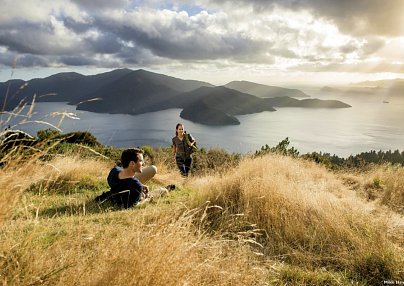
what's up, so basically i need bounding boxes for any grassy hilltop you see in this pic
[0,132,403,286]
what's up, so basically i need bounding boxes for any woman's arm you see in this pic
[172,144,176,157]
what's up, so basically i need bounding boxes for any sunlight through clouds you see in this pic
[0,0,403,86]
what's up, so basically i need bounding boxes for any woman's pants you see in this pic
[175,156,192,176]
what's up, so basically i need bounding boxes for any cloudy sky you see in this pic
[1,0,404,87]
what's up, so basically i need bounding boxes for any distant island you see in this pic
[0,69,351,126]
[321,78,404,98]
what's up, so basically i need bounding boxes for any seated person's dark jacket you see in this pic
[96,166,143,208]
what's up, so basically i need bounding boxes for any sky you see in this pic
[1,0,404,87]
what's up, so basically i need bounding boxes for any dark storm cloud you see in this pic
[0,21,53,54]
[70,0,129,9]
[63,17,93,34]
[0,51,19,67]
[60,55,97,66]
[116,45,163,65]
[0,0,273,70]
[17,54,50,67]
[0,19,86,56]
[85,33,124,54]
[95,13,271,62]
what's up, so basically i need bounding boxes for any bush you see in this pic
[37,129,61,141]
[191,148,242,175]
[37,129,100,146]
[302,152,333,169]
[255,137,299,157]
[59,131,100,146]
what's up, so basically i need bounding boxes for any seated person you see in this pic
[96,148,157,208]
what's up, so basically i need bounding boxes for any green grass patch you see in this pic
[276,265,361,286]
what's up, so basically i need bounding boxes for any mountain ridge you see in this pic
[225,80,309,98]
[1,69,350,126]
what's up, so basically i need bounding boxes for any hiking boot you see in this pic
[165,184,176,191]
[95,192,108,202]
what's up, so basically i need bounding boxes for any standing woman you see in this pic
[172,123,195,176]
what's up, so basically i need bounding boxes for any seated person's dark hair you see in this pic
[121,148,144,168]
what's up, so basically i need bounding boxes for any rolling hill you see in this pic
[0,69,213,112]
[178,86,277,125]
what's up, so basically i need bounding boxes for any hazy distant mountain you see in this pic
[225,81,308,98]
[265,97,351,108]
[321,78,404,97]
[321,86,341,93]
[352,78,404,88]
[321,86,382,96]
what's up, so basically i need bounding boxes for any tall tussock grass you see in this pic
[1,203,268,285]
[362,164,404,214]
[25,156,110,195]
[1,140,403,285]
[0,150,269,285]
[0,154,110,222]
[189,154,404,283]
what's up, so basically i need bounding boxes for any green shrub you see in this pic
[302,152,333,169]
[37,129,61,141]
[60,131,100,146]
[255,137,299,157]
[191,148,241,175]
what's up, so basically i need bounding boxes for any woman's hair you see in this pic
[121,148,144,168]
[175,123,184,136]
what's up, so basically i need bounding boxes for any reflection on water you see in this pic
[3,95,404,158]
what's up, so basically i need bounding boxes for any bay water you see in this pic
[3,93,403,158]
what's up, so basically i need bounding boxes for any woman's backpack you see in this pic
[184,132,198,153]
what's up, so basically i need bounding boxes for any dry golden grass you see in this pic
[362,164,404,213]
[0,155,110,221]
[187,154,404,283]
[1,209,271,285]
[1,151,403,285]
[0,154,271,285]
